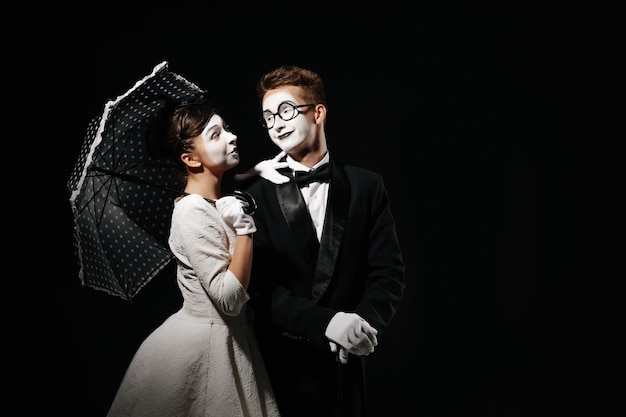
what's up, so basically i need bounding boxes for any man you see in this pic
[237,65,406,417]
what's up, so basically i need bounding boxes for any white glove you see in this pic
[329,341,349,364]
[325,312,378,357]
[216,196,257,235]
[233,151,290,184]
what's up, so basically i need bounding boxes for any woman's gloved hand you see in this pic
[216,196,257,235]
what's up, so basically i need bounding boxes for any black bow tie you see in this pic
[294,163,331,187]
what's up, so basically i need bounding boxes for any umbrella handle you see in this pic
[203,190,257,215]
[233,190,257,215]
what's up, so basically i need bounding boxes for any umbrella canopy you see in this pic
[68,61,207,301]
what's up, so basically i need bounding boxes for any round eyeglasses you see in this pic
[261,101,316,129]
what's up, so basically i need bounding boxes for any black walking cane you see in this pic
[337,353,345,417]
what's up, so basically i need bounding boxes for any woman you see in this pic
[107,102,280,417]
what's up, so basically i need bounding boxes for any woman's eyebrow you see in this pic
[204,124,219,135]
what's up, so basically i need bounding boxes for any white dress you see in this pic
[107,194,280,417]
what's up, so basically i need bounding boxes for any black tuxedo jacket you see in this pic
[243,157,405,415]
[245,157,406,351]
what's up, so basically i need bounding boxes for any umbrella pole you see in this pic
[93,167,256,213]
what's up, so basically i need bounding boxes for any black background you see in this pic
[13,3,624,416]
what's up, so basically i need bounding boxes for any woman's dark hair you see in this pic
[147,101,218,186]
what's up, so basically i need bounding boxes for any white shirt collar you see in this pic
[286,152,330,172]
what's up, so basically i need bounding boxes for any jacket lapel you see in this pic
[274,162,349,303]
[311,161,349,302]
[276,172,320,266]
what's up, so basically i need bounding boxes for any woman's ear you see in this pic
[181,152,201,168]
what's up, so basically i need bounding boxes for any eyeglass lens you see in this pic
[262,102,301,128]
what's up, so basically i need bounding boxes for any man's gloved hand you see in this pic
[325,312,378,357]
[329,341,349,364]
[233,151,290,184]
[216,196,257,235]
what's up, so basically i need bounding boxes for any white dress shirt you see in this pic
[286,153,330,241]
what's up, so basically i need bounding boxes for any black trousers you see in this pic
[263,335,366,417]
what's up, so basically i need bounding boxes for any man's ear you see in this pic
[181,152,201,168]
[314,104,327,125]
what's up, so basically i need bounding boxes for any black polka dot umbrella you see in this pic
[67,61,207,301]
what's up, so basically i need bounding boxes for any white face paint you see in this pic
[200,114,239,168]
[262,89,316,153]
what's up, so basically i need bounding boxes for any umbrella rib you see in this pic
[73,171,115,217]
[93,167,185,195]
